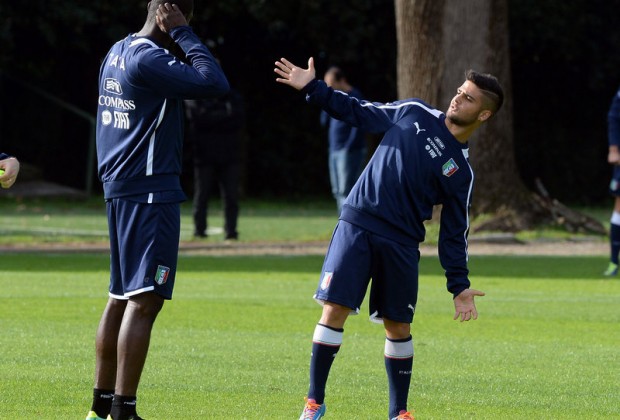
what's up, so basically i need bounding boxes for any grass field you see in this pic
[0,197,341,246]
[0,197,616,418]
[1,253,619,419]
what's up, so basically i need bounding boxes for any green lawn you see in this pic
[1,254,618,419]
[0,197,339,245]
[0,196,609,247]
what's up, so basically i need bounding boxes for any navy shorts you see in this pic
[314,220,420,324]
[106,199,181,300]
[610,166,620,196]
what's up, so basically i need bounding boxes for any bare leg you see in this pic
[319,301,350,328]
[614,196,620,213]
[115,292,165,396]
[94,298,128,389]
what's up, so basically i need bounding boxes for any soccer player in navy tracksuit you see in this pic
[0,153,19,189]
[275,57,503,420]
[604,87,620,276]
[85,2,229,420]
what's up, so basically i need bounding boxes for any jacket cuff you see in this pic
[448,278,470,298]
[301,78,319,95]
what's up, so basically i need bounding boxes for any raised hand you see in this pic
[156,3,188,34]
[274,57,316,90]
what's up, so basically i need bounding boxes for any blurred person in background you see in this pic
[320,66,367,213]
[185,85,245,241]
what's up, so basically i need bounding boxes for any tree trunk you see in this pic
[395,0,444,103]
[439,0,530,216]
[394,0,605,234]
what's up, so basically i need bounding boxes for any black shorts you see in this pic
[106,199,180,300]
[314,221,420,324]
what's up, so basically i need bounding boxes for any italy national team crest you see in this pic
[442,158,459,177]
[320,272,333,290]
[155,265,170,285]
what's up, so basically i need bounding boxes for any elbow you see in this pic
[215,77,230,96]
[221,78,230,95]
[194,77,229,99]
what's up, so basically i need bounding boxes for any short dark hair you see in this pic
[326,66,345,82]
[466,69,504,113]
[147,0,194,19]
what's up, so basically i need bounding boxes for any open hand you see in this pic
[274,57,316,90]
[453,288,485,322]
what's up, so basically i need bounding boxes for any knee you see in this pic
[319,302,351,329]
[128,293,164,320]
[384,319,411,340]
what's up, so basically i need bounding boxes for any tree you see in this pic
[394,0,604,234]
[395,0,444,104]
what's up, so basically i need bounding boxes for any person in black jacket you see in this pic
[185,88,245,240]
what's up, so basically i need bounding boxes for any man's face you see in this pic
[446,81,489,126]
[324,71,343,90]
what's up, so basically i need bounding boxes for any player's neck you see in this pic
[444,119,480,144]
[135,23,171,48]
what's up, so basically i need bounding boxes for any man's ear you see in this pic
[478,109,492,122]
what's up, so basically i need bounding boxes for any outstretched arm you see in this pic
[274,57,316,90]
[453,288,485,322]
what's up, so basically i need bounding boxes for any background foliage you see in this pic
[0,0,619,204]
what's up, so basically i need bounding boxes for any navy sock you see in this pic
[610,222,620,264]
[90,388,114,418]
[109,395,137,420]
[385,336,414,419]
[307,323,343,404]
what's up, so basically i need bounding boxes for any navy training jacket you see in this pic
[96,26,229,202]
[608,88,620,147]
[304,80,473,297]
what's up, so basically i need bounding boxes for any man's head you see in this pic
[324,66,347,89]
[146,0,194,24]
[446,70,504,128]
[465,70,503,114]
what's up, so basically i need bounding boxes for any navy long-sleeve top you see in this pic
[608,88,620,147]
[320,87,366,152]
[96,26,229,202]
[304,79,473,297]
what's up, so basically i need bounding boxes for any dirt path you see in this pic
[0,238,607,256]
[178,239,608,257]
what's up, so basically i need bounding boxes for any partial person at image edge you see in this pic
[0,153,20,189]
